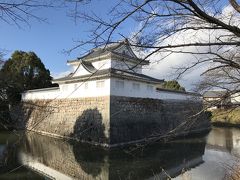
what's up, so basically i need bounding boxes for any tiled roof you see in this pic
[53,68,164,84]
[67,40,149,65]
[203,91,227,98]
[81,60,97,73]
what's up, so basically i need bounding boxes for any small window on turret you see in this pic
[115,80,124,89]
[133,82,140,90]
[84,82,88,89]
[74,84,78,90]
[96,80,105,88]
[147,85,153,91]
[62,85,68,91]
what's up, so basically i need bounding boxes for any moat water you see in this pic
[0,127,239,180]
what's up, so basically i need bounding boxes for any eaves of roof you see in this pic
[67,51,149,66]
[52,68,163,85]
[111,52,149,65]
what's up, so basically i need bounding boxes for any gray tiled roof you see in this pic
[203,91,227,98]
[53,68,164,84]
[81,60,97,73]
[67,41,149,64]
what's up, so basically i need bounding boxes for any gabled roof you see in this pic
[80,60,97,73]
[67,39,149,65]
[53,68,164,84]
[203,91,228,98]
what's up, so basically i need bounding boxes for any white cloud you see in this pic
[142,51,207,91]
[137,5,239,91]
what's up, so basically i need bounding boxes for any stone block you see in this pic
[12,96,210,147]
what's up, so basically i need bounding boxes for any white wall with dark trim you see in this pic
[22,77,200,101]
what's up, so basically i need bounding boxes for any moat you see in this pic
[0,127,239,179]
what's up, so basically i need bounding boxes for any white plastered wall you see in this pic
[231,93,240,104]
[58,79,111,99]
[22,79,111,100]
[72,59,112,77]
[22,78,199,101]
[22,88,60,100]
[110,77,200,101]
[93,59,111,69]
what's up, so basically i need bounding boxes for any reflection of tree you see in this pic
[71,108,109,177]
[72,142,107,177]
[0,143,18,173]
[72,108,108,144]
[0,133,42,179]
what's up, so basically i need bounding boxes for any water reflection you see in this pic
[0,127,240,179]
[207,127,240,157]
[19,133,206,180]
[0,131,44,179]
[175,127,240,180]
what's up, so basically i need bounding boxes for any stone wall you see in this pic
[12,96,211,147]
[12,96,110,146]
[110,96,211,145]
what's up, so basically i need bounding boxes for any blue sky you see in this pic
[0,0,231,90]
[0,0,133,77]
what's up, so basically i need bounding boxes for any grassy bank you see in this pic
[210,107,240,127]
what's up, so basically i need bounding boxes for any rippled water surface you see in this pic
[0,127,239,180]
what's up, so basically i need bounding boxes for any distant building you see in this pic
[230,92,240,105]
[203,91,240,109]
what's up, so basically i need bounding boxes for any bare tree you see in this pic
[0,1,59,27]
[229,0,240,13]
[67,0,240,103]
[2,1,238,96]
[0,0,92,27]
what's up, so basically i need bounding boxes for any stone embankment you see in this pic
[11,96,211,147]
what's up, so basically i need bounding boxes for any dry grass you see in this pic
[211,108,240,125]
[225,161,240,180]
[228,171,240,180]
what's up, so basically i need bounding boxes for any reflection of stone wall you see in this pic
[12,96,210,147]
[207,127,240,157]
[110,96,211,145]
[21,133,109,180]
[19,132,206,180]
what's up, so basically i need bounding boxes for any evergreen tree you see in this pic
[163,80,186,92]
[0,50,53,104]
